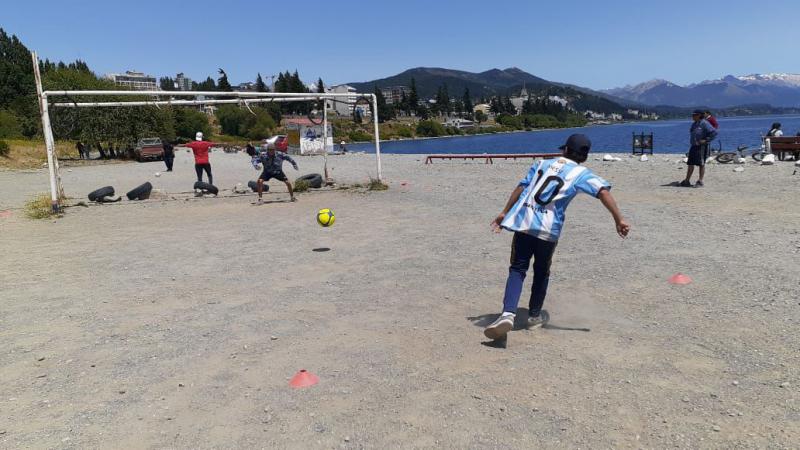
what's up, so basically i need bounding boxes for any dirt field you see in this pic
[2,150,799,449]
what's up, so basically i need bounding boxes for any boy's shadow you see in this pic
[468,308,591,348]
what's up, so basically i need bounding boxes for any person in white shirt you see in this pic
[767,122,783,137]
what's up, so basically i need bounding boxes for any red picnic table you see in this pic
[424,153,561,164]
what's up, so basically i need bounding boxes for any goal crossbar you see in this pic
[32,52,383,212]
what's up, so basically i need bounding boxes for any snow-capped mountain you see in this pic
[603,74,800,108]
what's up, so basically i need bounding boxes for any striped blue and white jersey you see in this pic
[500,158,610,242]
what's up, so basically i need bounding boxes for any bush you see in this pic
[416,119,445,137]
[0,110,22,138]
[0,140,9,157]
[368,177,388,191]
[174,108,211,140]
[395,126,413,138]
[293,179,310,192]
[348,130,372,142]
[24,193,57,219]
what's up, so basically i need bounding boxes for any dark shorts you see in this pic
[260,170,288,182]
[687,144,708,166]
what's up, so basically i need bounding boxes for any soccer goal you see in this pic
[31,51,383,212]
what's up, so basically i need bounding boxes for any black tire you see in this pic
[295,173,323,189]
[193,181,219,195]
[715,153,735,164]
[126,182,153,200]
[751,151,765,162]
[88,186,115,202]
[248,180,269,192]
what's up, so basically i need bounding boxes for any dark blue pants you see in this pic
[502,232,558,316]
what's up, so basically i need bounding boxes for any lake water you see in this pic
[349,114,800,155]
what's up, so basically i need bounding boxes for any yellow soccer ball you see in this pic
[317,208,335,227]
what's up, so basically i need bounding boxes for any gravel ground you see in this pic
[1,151,799,449]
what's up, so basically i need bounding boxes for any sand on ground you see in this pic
[1,150,799,448]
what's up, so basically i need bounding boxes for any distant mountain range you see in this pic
[604,74,800,108]
[347,67,626,114]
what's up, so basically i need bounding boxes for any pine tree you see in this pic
[409,78,420,116]
[159,76,175,91]
[255,73,267,92]
[217,68,232,92]
[316,77,325,93]
[462,88,473,119]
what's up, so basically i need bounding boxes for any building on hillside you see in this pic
[609,113,623,121]
[175,73,192,91]
[584,110,606,120]
[328,84,359,116]
[509,87,530,114]
[443,117,475,130]
[105,71,157,90]
[547,95,569,107]
[235,82,256,92]
[380,86,411,105]
[473,103,491,117]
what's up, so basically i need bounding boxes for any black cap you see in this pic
[692,109,704,115]
[559,133,592,154]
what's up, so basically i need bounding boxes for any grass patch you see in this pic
[24,193,59,220]
[293,179,310,192]
[0,140,9,157]
[367,178,388,191]
[0,139,78,170]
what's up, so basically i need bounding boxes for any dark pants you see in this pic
[195,163,212,184]
[165,157,174,171]
[502,232,558,316]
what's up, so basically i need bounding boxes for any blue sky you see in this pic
[4,0,799,90]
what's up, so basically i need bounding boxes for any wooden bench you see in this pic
[765,136,800,161]
[424,153,561,164]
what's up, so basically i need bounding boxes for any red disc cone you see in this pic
[289,369,319,388]
[668,273,692,285]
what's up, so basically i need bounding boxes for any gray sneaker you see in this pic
[526,310,550,329]
[484,314,514,340]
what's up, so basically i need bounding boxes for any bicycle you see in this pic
[715,144,768,164]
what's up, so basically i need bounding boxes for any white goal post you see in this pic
[31,51,383,212]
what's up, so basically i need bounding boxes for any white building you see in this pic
[443,117,475,129]
[175,73,192,91]
[380,86,411,105]
[328,84,359,116]
[105,70,157,90]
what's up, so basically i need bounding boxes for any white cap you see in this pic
[195,132,203,141]
[341,141,346,145]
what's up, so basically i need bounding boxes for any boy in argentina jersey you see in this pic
[484,134,630,341]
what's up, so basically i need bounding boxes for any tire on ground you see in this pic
[126,182,153,200]
[248,180,269,192]
[88,186,115,202]
[715,153,734,164]
[193,181,219,195]
[295,173,323,189]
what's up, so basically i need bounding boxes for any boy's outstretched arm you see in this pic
[491,185,525,232]
[597,188,630,238]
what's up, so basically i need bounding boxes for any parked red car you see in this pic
[264,135,288,152]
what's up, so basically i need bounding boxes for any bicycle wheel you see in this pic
[751,151,765,162]
[716,152,735,164]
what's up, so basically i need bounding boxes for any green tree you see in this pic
[217,68,232,92]
[174,108,210,140]
[316,77,325,93]
[159,76,175,91]
[416,119,445,137]
[462,88,473,119]
[409,77,421,117]
[255,73,267,92]
[0,109,22,138]
[196,76,216,91]
[373,85,394,122]
[474,110,487,124]
[0,28,38,137]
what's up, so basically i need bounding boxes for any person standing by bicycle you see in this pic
[681,110,718,188]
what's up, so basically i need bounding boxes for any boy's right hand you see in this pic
[616,219,631,238]
[491,213,505,233]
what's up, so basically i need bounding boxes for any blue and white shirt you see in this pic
[501,157,611,242]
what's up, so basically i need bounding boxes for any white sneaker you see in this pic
[484,313,514,340]
[526,310,550,329]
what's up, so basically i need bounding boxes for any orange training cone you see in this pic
[668,273,692,285]
[289,369,319,388]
